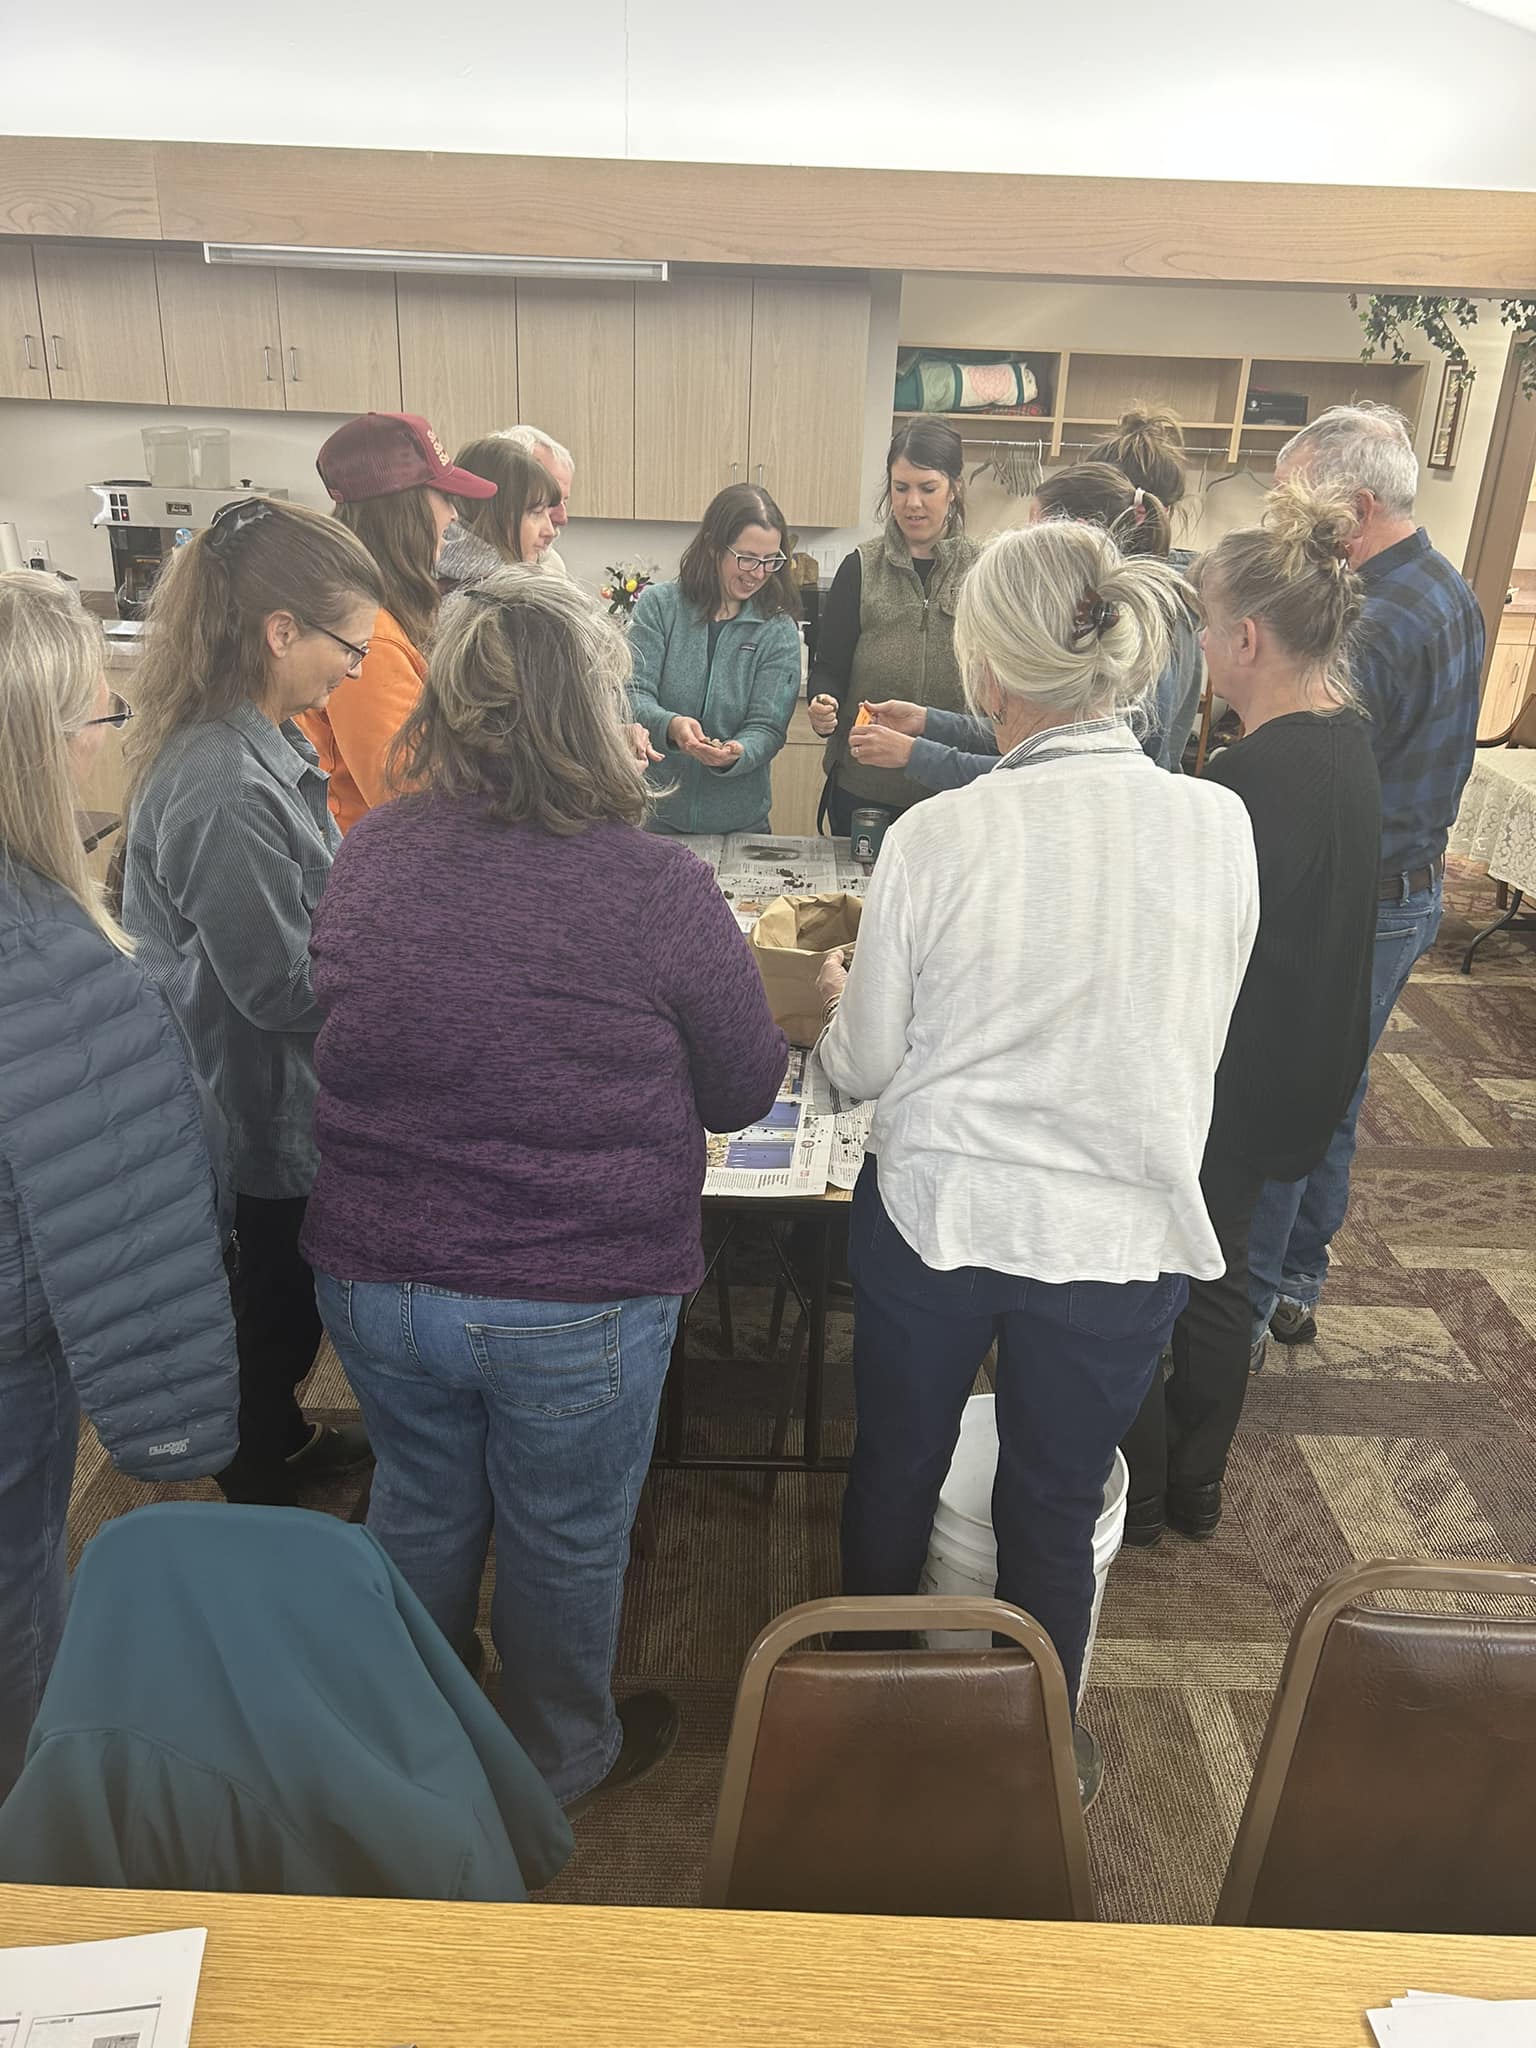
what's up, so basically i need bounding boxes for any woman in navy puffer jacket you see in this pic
[0,571,238,1795]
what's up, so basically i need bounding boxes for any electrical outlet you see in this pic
[24,538,50,571]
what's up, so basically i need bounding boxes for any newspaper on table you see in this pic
[678,836,875,1198]
[806,1046,876,1193]
[704,1045,832,1197]
[715,834,842,932]
[0,1927,207,2048]
[1367,1992,1536,2046]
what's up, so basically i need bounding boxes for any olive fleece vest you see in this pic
[823,522,981,812]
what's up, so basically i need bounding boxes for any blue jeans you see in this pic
[840,1162,1186,1707]
[1247,881,1443,1343]
[315,1274,679,1806]
[0,1330,79,1795]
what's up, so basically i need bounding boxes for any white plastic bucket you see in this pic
[918,1392,1128,1704]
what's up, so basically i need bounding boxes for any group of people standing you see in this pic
[0,383,1483,1820]
[813,404,1481,1797]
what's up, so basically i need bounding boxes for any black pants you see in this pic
[218,1192,321,1507]
[842,1162,1183,1707]
[1121,1148,1265,1504]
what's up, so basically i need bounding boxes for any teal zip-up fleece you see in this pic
[627,579,802,834]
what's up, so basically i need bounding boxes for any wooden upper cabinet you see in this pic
[0,242,49,400]
[516,284,635,520]
[747,280,870,530]
[156,254,285,412]
[397,274,518,456]
[31,245,168,404]
[274,269,401,415]
[633,279,753,522]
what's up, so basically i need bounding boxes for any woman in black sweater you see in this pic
[1121,480,1381,1544]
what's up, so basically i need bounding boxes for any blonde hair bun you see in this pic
[956,521,1182,728]
[1262,477,1357,579]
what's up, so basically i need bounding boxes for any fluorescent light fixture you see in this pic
[204,243,667,283]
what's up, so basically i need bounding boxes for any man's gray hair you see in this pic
[1277,402,1418,518]
[496,423,575,473]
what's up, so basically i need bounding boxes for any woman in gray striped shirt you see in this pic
[122,500,384,1506]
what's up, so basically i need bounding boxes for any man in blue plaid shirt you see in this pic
[1247,404,1485,1365]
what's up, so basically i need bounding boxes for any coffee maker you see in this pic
[88,482,290,617]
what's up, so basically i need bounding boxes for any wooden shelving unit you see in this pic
[893,347,1429,467]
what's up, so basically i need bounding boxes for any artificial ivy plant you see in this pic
[1352,293,1536,394]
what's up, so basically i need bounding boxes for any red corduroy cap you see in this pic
[316,413,498,505]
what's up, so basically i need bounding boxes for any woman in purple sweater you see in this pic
[304,565,787,1813]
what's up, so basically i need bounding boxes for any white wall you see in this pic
[0,277,903,592]
[8,0,1536,190]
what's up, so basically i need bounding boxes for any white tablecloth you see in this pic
[1449,748,1536,898]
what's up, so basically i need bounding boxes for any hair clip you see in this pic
[206,498,274,554]
[1071,591,1120,643]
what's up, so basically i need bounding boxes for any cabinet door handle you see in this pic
[49,334,64,372]
[263,344,275,382]
[288,346,300,382]
[730,461,739,483]
[755,462,765,485]
[22,334,38,371]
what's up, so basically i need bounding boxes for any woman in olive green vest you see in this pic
[808,421,980,835]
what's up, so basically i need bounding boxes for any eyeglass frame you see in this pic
[80,692,135,731]
[306,622,371,674]
[725,547,787,576]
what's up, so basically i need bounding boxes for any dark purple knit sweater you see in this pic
[302,798,788,1301]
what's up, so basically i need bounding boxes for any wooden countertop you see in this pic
[3,1887,1534,2046]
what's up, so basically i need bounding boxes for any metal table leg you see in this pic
[1461,887,1527,974]
[656,1205,847,1475]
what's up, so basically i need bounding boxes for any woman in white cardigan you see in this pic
[817,520,1258,1785]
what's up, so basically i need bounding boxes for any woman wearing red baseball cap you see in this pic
[303,413,497,833]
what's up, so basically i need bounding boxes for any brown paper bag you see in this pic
[748,893,864,1047]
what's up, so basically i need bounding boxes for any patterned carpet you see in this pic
[63,856,1536,1921]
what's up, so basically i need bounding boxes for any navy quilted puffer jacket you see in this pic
[0,864,238,1479]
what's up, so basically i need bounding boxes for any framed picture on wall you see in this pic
[1429,361,1471,470]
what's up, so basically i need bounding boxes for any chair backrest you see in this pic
[702,1595,1094,1919]
[1217,1558,1536,1932]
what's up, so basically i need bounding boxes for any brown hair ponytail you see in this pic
[1034,461,1172,561]
[126,499,383,798]
[335,491,442,650]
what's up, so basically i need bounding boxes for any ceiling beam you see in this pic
[3,135,1534,291]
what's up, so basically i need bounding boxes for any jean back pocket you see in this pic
[467,1309,622,1416]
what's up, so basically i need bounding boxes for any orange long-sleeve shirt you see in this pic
[299,610,425,834]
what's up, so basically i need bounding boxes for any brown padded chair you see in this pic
[1216,1558,1536,1932]
[701,1595,1094,1919]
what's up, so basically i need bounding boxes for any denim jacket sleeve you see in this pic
[905,707,999,791]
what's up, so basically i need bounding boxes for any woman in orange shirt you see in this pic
[303,413,497,832]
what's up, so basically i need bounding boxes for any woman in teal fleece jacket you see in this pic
[628,484,802,835]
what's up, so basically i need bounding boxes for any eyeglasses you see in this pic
[308,624,371,675]
[81,692,134,730]
[727,549,787,576]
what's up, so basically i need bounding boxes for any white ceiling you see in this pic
[1456,0,1536,29]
